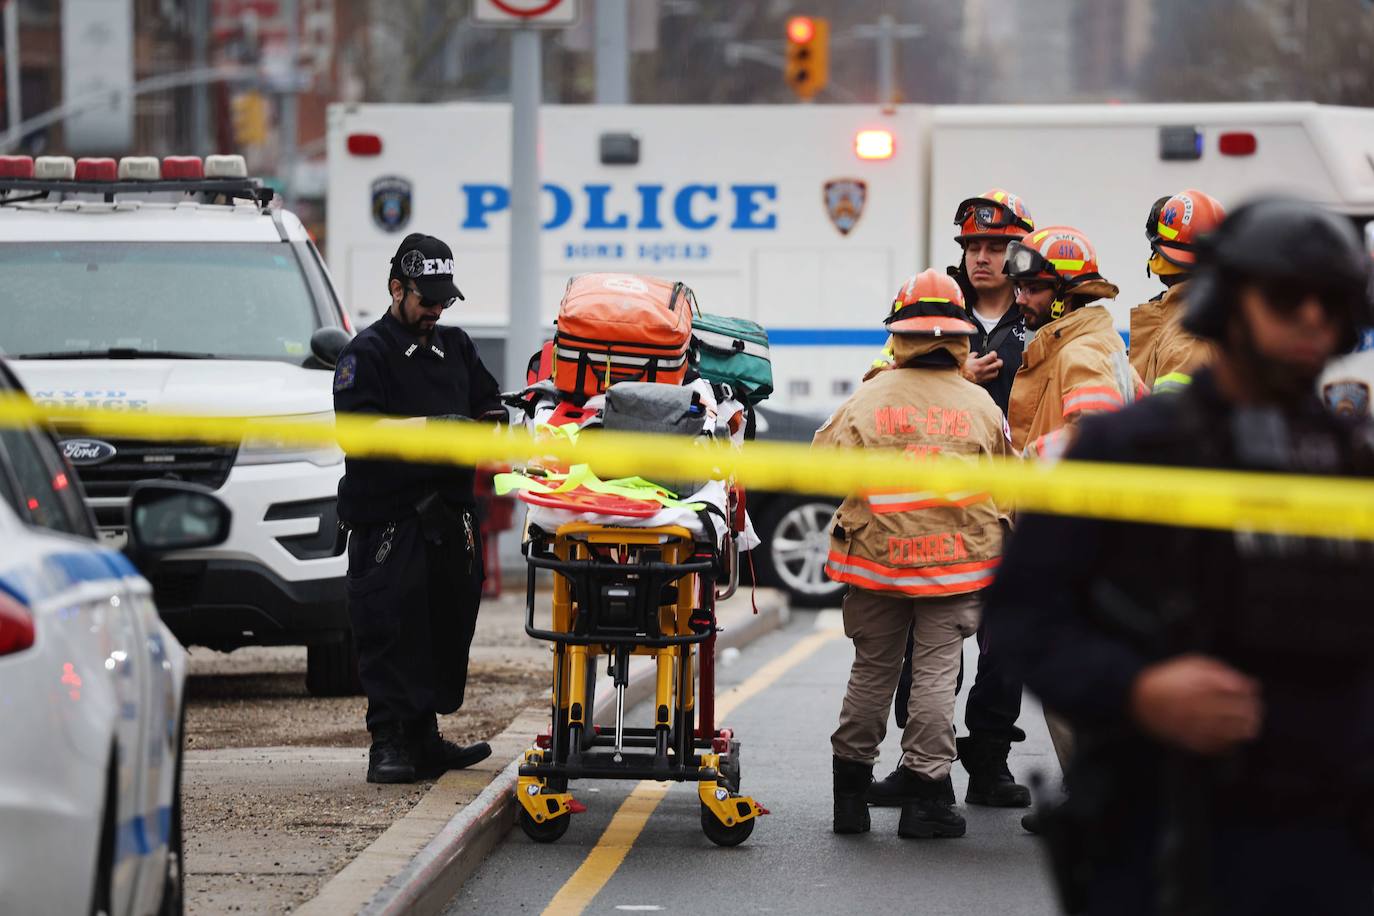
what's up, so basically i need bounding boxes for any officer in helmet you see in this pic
[983,197,1374,913]
[874,189,1038,814]
[818,269,1014,840]
[1130,189,1226,394]
[333,233,505,784]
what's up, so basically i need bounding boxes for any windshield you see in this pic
[0,242,320,362]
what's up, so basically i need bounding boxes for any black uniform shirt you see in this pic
[948,263,1026,414]
[333,310,502,525]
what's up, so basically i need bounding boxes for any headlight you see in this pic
[236,412,343,467]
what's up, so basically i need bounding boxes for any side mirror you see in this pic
[310,327,352,368]
[124,481,231,564]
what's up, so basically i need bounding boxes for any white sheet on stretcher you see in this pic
[524,479,760,552]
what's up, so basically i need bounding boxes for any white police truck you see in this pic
[0,153,361,695]
[325,101,1374,606]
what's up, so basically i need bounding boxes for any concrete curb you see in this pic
[299,589,787,916]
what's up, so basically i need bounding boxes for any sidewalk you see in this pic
[183,585,787,915]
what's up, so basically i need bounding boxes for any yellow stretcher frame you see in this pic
[516,522,764,846]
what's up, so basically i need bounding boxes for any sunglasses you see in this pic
[1014,280,1056,297]
[1257,281,1346,320]
[406,284,457,310]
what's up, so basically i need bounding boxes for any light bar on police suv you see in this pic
[117,156,161,181]
[204,154,248,178]
[34,156,77,180]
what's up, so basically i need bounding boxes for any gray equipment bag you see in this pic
[602,382,708,437]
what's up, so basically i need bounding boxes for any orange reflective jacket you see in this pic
[1008,306,1145,457]
[813,355,1012,597]
[1128,281,1217,394]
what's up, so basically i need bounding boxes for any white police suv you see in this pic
[0,154,358,695]
[0,357,231,916]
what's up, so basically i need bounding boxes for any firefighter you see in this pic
[984,196,1374,914]
[816,269,1014,838]
[1130,190,1226,393]
[1005,225,1144,460]
[877,189,1037,812]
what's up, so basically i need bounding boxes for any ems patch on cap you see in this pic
[824,178,867,236]
[371,176,412,233]
[1323,378,1371,419]
[333,354,358,393]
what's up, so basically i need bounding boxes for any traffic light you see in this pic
[784,16,829,101]
[230,91,268,147]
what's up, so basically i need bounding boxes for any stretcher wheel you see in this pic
[700,802,754,847]
[519,808,571,844]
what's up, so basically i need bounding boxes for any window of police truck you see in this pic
[0,242,319,362]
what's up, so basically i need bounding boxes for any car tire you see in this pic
[752,495,845,607]
[306,630,363,696]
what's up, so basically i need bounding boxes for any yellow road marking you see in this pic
[540,629,841,916]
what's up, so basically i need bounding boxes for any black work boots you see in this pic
[957,736,1032,808]
[897,774,967,839]
[867,765,956,807]
[366,716,493,784]
[832,757,873,834]
[408,715,493,778]
[367,723,417,784]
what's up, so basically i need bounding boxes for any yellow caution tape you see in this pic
[2,394,1373,540]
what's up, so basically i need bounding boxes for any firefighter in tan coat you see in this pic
[1129,190,1226,394]
[815,270,1013,840]
[1004,226,1146,460]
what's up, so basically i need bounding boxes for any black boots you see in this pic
[866,765,955,807]
[367,723,417,784]
[958,736,1031,808]
[832,757,873,834]
[407,715,493,778]
[898,774,967,839]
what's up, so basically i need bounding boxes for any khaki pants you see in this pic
[830,587,981,780]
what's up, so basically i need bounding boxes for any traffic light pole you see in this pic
[4,0,19,135]
[506,25,544,392]
[594,0,629,105]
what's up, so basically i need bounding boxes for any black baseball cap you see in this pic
[390,233,465,302]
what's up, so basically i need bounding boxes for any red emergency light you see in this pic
[787,16,816,44]
[347,133,383,157]
[0,155,34,178]
[75,157,118,181]
[162,156,205,179]
[855,129,895,160]
[1218,131,1257,156]
[0,591,34,656]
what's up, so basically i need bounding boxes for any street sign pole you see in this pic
[594,0,628,104]
[506,24,543,390]
[4,0,20,135]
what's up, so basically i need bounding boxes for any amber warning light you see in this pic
[787,16,816,44]
[855,129,895,160]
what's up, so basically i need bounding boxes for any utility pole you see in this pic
[190,0,209,154]
[506,24,543,391]
[594,0,629,104]
[3,0,20,137]
[852,16,924,106]
[280,0,299,208]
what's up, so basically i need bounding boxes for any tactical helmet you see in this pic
[1183,196,1373,352]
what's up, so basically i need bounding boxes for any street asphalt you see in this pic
[446,607,1064,915]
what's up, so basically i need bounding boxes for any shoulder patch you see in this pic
[333,354,358,393]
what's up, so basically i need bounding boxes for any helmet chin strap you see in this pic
[1049,281,1069,320]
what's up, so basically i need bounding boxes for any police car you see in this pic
[0,153,359,695]
[0,358,230,916]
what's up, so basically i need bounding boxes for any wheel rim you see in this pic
[769,502,843,598]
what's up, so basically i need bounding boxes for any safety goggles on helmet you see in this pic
[954,197,1034,234]
[1003,240,1059,282]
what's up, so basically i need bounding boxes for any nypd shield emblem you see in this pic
[1323,379,1371,419]
[824,179,867,236]
[371,176,412,232]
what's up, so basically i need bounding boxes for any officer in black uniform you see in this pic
[984,197,1374,914]
[334,233,505,784]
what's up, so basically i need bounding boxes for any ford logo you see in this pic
[61,439,117,466]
